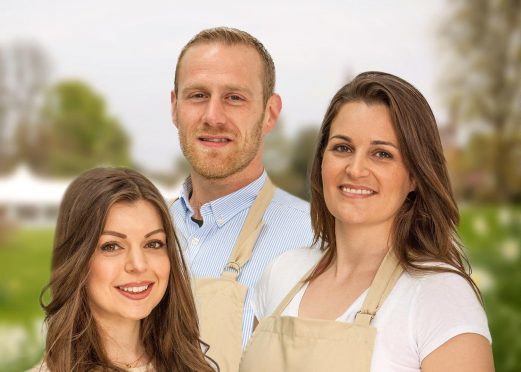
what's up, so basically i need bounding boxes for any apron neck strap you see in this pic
[272,265,316,316]
[272,249,403,322]
[221,177,275,279]
[354,250,403,326]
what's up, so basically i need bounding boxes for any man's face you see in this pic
[172,43,277,180]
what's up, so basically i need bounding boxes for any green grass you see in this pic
[0,228,53,324]
[0,228,53,371]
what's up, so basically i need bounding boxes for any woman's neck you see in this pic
[331,220,393,278]
[96,317,146,368]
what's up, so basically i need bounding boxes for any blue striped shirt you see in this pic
[170,171,314,347]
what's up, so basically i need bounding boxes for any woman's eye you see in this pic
[332,144,351,153]
[100,242,120,252]
[146,240,165,249]
[375,151,392,159]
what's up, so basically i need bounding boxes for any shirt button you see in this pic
[217,217,224,224]
[191,237,199,245]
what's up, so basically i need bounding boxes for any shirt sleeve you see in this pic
[413,272,492,362]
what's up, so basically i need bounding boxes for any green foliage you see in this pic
[456,133,521,202]
[460,205,521,371]
[39,80,131,176]
[265,125,319,200]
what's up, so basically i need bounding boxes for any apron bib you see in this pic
[193,179,274,372]
[239,249,403,372]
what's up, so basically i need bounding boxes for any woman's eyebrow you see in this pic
[101,231,126,238]
[145,228,165,238]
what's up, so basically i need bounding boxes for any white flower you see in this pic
[497,207,512,227]
[0,323,27,365]
[500,239,520,261]
[471,267,494,293]
[472,216,489,236]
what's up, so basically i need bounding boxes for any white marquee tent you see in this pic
[0,165,182,227]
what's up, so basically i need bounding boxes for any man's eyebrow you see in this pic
[181,84,253,96]
[328,135,399,149]
[101,231,126,239]
[145,229,165,238]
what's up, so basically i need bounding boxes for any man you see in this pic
[170,27,313,371]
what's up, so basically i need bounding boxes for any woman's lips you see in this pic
[339,184,376,197]
[116,282,154,300]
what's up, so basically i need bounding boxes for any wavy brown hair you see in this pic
[309,71,481,300]
[39,167,215,371]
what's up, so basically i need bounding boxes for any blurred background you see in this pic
[0,0,520,370]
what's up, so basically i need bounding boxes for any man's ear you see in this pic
[262,93,282,135]
[171,90,178,128]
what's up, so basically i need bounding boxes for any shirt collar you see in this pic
[179,171,268,227]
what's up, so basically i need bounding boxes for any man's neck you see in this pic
[188,168,264,219]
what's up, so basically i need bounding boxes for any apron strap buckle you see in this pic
[223,261,242,275]
[354,310,376,325]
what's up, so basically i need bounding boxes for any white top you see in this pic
[251,247,492,372]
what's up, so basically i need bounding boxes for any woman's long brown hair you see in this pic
[309,71,481,301]
[39,167,215,371]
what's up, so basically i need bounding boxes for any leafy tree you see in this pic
[266,124,319,201]
[37,80,130,176]
[439,0,521,201]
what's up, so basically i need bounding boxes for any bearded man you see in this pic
[170,27,313,371]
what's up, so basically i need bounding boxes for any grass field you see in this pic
[0,204,520,371]
[0,228,53,371]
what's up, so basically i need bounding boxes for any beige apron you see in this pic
[193,178,275,372]
[239,249,403,372]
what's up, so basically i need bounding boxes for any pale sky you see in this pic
[1,0,449,172]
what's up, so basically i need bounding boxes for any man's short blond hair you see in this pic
[174,27,276,105]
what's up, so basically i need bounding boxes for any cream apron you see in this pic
[193,179,275,372]
[239,250,403,372]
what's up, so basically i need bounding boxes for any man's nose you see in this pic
[203,96,226,126]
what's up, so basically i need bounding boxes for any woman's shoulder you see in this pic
[399,266,491,361]
[270,244,323,273]
[252,245,323,319]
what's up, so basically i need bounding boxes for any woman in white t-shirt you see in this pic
[240,72,494,372]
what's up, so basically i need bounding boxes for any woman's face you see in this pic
[87,199,170,325]
[321,102,415,230]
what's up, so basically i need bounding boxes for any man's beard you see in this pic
[178,117,264,180]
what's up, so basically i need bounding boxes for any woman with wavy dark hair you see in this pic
[240,72,493,371]
[33,167,216,371]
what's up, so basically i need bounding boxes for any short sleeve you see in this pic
[413,272,492,361]
[250,256,276,320]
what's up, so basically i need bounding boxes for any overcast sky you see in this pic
[1,0,449,172]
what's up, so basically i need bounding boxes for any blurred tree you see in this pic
[266,124,319,201]
[34,80,131,176]
[439,0,521,201]
[0,42,50,173]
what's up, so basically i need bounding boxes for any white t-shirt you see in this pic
[251,247,491,372]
